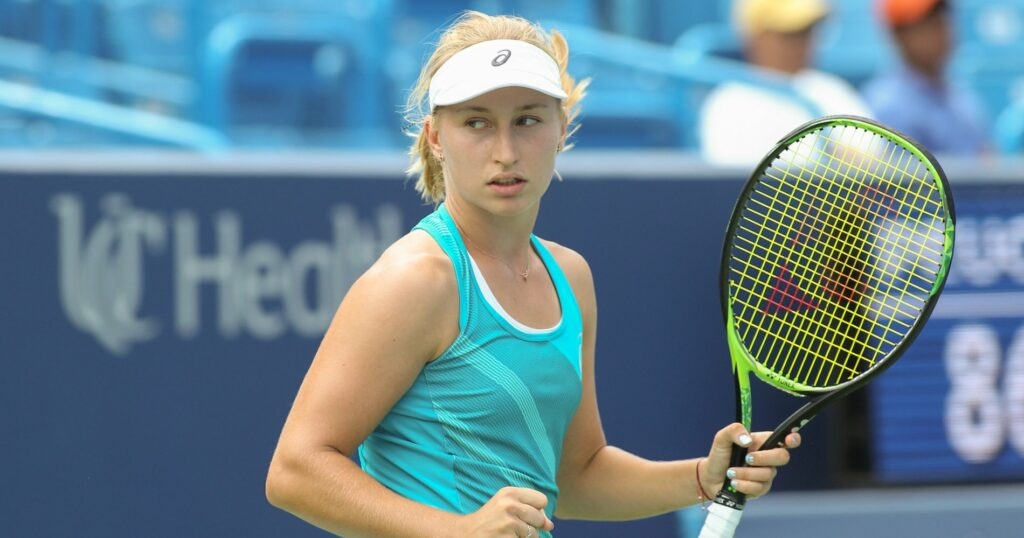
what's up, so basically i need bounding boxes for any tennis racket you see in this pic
[697,115,956,538]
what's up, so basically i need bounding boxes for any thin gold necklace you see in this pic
[456,222,531,281]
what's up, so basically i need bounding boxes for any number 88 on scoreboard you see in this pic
[870,187,1024,483]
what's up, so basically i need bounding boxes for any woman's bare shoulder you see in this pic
[357,229,456,303]
[536,237,594,302]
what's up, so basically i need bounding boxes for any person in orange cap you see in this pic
[863,0,991,155]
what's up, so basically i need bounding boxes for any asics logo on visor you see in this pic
[491,49,511,66]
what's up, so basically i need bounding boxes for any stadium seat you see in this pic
[950,1,1024,122]
[485,0,598,27]
[995,96,1024,152]
[815,0,898,87]
[0,1,42,44]
[641,3,723,44]
[673,22,742,61]
[199,12,400,148]
[551,24,701,149]
[102,0,196,75]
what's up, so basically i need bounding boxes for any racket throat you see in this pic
[764,410,816,449]
[713,488,746,511]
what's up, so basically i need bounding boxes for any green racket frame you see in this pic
[716,115,956,507]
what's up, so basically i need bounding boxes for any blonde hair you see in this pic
[404,11,589,203]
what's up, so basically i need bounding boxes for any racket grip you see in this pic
[697,500,743,538]
[697,489,745,538]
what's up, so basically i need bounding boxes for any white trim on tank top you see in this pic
[467,255,562,335]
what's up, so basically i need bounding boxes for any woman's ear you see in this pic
[426,115,443,162]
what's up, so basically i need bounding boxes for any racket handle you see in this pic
[697,499,743,538]
[697,489,745,538]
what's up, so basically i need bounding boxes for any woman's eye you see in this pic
[466,119,488,129]
[518,116,540,126]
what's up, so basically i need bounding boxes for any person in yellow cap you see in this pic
[863,0,991,155]
[698,0,871,166]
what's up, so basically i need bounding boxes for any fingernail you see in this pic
[726,468,737,479]
[745,454,755,465]
[730,479,739,489]
[739,434,752,446]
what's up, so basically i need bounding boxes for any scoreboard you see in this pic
[870,182,1024,483]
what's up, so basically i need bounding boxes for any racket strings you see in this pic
[793,127,932,384]
[828,129,948,369]
[759,133,932,384]
[769,126,934,365]
[733,189,927,368]
[740,178,936,318]
[728,123,950,389]
[763,133,942,298]
[766,127,939,297]
[767,126,941,383]
[797,126,945,303]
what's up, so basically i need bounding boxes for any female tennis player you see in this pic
[265,11,800,538]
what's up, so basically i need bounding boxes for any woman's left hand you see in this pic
[699,423,802,500]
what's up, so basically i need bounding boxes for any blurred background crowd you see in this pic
[1,0,1021,160]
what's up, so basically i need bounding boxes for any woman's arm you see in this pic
[265,233,464,537]
[549,243,798,521]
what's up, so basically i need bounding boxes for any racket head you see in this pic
[720,115,955,398]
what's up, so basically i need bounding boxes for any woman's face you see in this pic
[428,86,566,218]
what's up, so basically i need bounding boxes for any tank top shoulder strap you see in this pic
[412,204,471,329]
[530,235,580,328]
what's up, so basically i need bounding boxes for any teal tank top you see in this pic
[358,204,583,534]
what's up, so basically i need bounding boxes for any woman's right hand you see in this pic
[455,487,555,537]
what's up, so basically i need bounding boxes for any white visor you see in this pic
[428,39,567,108]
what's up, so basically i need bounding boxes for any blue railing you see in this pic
[0,0,1023,152]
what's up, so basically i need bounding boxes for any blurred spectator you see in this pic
[863,0,992,156]
[698,0,870,166]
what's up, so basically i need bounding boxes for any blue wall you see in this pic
[3,154,1022,537]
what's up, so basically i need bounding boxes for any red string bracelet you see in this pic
[695,458,712,511]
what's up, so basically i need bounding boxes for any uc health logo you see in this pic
[51,193,402,356]
[52,193,165,355]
